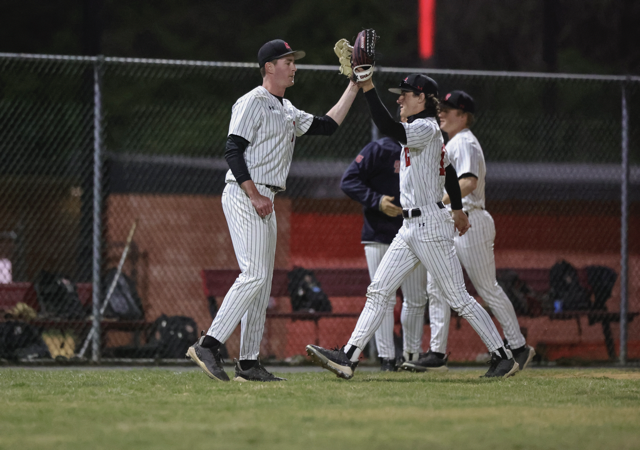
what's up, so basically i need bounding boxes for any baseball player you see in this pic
[340,137,428,371]
[402,91,535,372]
[307,74,520,379]
[187,39,359,382]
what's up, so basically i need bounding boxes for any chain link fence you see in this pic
[0,53,638,366]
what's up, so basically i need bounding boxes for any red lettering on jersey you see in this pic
[404,147,411,167]
[394,160,400,173]
[439,145,446,175]
[356,154,364,163]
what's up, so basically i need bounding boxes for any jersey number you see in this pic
[404,148,411,167]
[439,146,446,176]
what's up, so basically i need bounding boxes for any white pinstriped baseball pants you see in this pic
[207,182,277,360]
[348,204,505,353]
[365,244,428,359]
[427,209,526,353]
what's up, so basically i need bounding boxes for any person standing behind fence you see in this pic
[340,136,430,371]
[187,39,360,382]
[402,91,536,373]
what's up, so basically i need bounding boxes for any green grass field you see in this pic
[1,367,639,450]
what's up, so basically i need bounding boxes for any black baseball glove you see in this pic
[351,29,378,82]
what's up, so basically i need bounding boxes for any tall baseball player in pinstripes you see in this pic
[403,91,535,372]
[307,73,520,379]
[187,39,359,382]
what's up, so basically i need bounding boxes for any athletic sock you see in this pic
[344,344,361,363]
[199,335,221,350]
[239,359,258,371]
[494,347,511,360]
[511,345,527,355]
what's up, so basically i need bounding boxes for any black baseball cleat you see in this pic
[512,345,536,371]
[380,358,397,372]
[233,359,286,382]
[481,353,520,379]
[306,344,359,380]
[400,350,449,372]
[186,334,230,382]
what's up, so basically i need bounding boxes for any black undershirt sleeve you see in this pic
[363,89,407,143]
[304,115,339,136]
[224,134,251,185]
[458,172,478,180]
[445,165,464,210]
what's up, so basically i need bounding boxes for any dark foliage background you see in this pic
[1,0,638,75]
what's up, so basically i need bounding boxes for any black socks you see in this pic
[199,335,221,350]
[239,360,258,371]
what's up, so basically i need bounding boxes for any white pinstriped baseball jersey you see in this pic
[427,127,527,354]
[225,86,314,190]
[346,113,506,359]
[444,128,485,210]
[399,117,448,209]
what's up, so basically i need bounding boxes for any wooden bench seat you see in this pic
[201,267,638,359]
[0,282,153,349]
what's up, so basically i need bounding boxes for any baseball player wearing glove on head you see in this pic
[407,91,535,373]
[187,38,359,382]
[306,41,520,379]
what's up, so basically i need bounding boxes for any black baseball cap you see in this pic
[258,39,306,68]
[388,74,438,96]
[441,90,475,113]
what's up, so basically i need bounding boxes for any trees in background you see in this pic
[0,0,637,74]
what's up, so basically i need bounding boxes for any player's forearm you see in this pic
[444,165,463,210]
[343,187,381,209]
[225,135,252,185]
[363,88,407,142]
[240,180,260,199]
[326,82,359,126]
[459,178,477,198]
[443,177,477,204]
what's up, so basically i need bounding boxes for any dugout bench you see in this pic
[201,267,637,360]
[0,282,153,350]
[200,268,379,346]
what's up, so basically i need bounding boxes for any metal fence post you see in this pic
[619,79,629,365]
[91,55,104,362]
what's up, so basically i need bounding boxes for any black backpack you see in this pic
[0,321,50,360]
[146,315,198,358]
[103,268,144,320]
[549,260,591,311]
[34,271,86,319]
[585,265,617,311]
[287,267,332,313]
[496,270,531,316]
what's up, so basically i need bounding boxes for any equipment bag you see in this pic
[146,315,198,359]
[103,268,144,320]
[549,260,591,311]
[34,271,86,319]
[287,267,332,313]
[0,321,50,360]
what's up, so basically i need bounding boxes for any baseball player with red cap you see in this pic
[187,39,360,382]
[402,91,536,373]
[306,74,520,380]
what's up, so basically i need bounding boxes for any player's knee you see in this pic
[402,303,424,318]
[238,272,270,289]
[366,284,391,308]
[450,298,477,318]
